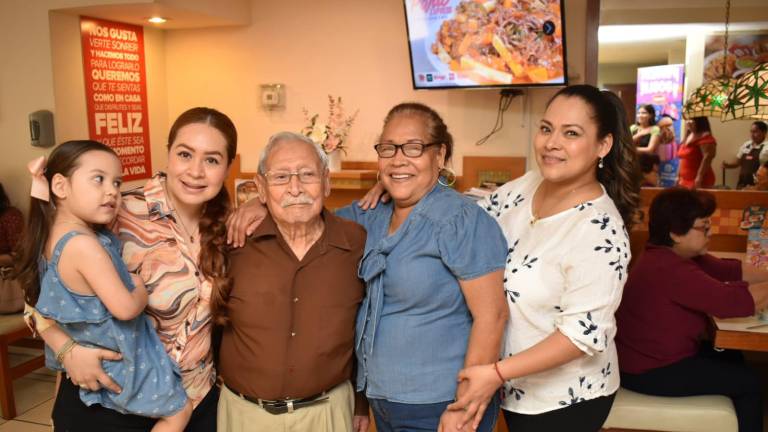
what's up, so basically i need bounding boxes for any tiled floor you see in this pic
[4,348,768,431]
[0,347,55,432]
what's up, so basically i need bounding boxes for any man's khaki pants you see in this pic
[217,381,354,432]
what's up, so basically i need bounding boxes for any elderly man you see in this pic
[217,132,369,432]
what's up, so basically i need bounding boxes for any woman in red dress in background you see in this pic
[678,117,716,188]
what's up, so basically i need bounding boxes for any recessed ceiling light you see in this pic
[147,17,167,24]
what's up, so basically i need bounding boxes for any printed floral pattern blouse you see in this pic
[478,171,629,414]
[117,173,215,407]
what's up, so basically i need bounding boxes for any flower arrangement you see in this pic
[301,95,358,154]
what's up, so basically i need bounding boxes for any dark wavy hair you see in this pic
[548,85,641,230]
[648,188,716,247]
[637,104,657,126]
[638,153,660,174]
[168,108,237,327]
[382,102,454,179]
[688,117,711,134]
[16,140,118,305]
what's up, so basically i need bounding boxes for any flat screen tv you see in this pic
[403,0,567,89]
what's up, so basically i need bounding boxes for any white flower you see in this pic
[309,123,327,145]
[301,95,357,154]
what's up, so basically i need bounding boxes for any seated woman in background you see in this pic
[638,153,660,187]
[615,188,768,432]
[0,183,23,267]
[678,117,716,189]
[631,104,660,155]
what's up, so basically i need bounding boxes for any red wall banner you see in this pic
[80,16,151,181]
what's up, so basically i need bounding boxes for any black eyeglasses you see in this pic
[690,224,711,235]
[374,141,442,158]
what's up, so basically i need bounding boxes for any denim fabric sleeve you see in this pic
[437,203,507,281]
[556,210,629,355]
[335,202,366,226]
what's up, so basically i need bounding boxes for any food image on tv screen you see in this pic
[405,0,566,89]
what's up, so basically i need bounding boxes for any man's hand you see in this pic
[352,414,370,432]
[226,198,268,248]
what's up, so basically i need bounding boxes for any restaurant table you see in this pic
[710,251,768,352]
[713,315,768,352]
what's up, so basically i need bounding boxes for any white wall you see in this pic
[0,0,164,215]
[163,0,587,174]
[1,0,589,214]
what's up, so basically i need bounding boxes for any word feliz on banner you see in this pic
[80,16,152,181]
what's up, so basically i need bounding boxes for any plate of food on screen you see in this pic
[430,0,565,86]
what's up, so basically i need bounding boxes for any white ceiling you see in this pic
[598,0,768,66]
[47,0,768,67]
[54,0,250,30]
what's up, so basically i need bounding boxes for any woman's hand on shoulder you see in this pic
[447,364,503,431]
[62,344,123,393]
[357,182,389,210]
[226,198,267,248]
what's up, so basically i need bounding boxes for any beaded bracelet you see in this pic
[493,361,505,384]
[55,338,77,363]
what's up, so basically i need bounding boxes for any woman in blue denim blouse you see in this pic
[336,103,509,432]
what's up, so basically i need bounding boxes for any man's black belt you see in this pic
[224,383,329,415]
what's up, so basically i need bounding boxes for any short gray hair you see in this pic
[258,131,329,175]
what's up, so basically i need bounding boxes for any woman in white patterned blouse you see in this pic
[449,85,640,432]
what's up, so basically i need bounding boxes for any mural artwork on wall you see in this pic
[703,31,768,83]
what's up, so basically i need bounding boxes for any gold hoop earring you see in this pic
[376,171,381,183]
[438,167,456,187]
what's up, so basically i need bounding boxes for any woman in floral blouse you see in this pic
[25,107,236,431]
[449,85,640,432]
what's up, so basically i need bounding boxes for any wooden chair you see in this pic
[0,314,45,419]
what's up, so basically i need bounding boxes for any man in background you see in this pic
[723,121,767,189]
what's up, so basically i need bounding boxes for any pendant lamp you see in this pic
[721,60,768,121]
[682,0,735,120]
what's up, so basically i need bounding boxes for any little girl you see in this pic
[16,140,191,431]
